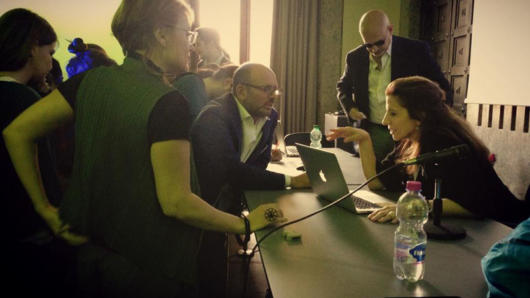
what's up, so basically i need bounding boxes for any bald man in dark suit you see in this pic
[337,10,452,161]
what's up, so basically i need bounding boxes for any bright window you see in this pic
[198,0,273,66]
[249,0,273,65]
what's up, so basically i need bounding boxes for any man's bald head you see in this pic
[358,10,393,58]
[359,10,390,36]
[232,62,279,119]
[232,63,276,94]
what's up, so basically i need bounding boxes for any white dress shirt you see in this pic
[234,97,290,186]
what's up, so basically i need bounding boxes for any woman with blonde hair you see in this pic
[3,0,282,296]
[328,76,529,227]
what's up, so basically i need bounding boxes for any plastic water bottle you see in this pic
[393,181,429,282]
[310,125,322,148]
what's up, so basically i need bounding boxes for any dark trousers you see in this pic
[199,185,243,298]
[5,234,77,298]
[197,231,228,298]
[197,185,243,298]
[76,244,197,298]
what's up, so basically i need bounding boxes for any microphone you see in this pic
[402,144,469,165]
[402,144,470,240]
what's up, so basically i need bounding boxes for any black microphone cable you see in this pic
[241,161,404,297]
[241,144,469,296]
[250,161,403,255]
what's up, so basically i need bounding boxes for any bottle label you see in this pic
[409,243,426,262]
[395,242,426,263]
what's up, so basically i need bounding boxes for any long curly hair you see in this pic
[385,76,489,164]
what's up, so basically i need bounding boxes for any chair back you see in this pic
[284,132,334,148]
[284,132,310,146]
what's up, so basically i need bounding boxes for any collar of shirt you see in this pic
[367,39,392,124]
[369,39,392,69]
[0,75,20,83]
[234,95,269,125]
[127,52,165,74]
[234,96,268,162]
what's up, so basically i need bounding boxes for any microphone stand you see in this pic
[424,178,466,240]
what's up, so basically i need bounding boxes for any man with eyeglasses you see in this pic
[192,62,310,210]
[337,9,452,161]
[190,62,310,296]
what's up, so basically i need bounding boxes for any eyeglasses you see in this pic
[174,27,198,45]
[363,39,385,49]
[241,82,282,97]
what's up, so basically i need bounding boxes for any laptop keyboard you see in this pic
[352,195,380,209]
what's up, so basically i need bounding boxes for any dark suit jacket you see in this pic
[337,35,453,120]
[191,93,285,207]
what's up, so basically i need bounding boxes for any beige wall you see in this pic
[341,0,402,73]
[2,0,424,127]
[0,0,125,78]
[467,0,530,105]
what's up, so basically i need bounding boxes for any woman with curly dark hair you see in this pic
[328,76,529,227]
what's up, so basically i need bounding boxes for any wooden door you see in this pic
[421,0,474,116]
[449,0,473,115]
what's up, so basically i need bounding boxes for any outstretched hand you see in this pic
[367,204,399,224]
[291,173,311,189]
[327,127,371,144]
[248,203,287,232]
[271,147,283,162]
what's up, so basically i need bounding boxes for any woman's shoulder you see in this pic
[0,81,40,104]
[0,80,39,95]
[174,72,202,82]
[173,72,205,91]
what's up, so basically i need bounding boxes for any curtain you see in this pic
[270,0,319,134]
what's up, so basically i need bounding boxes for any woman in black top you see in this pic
[0,8,78,297]
[328,76,529,227]
[0,9,59,230]
[3,0,283,296]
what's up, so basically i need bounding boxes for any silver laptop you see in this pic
[296,143,380,214]
[274,123,299,157]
